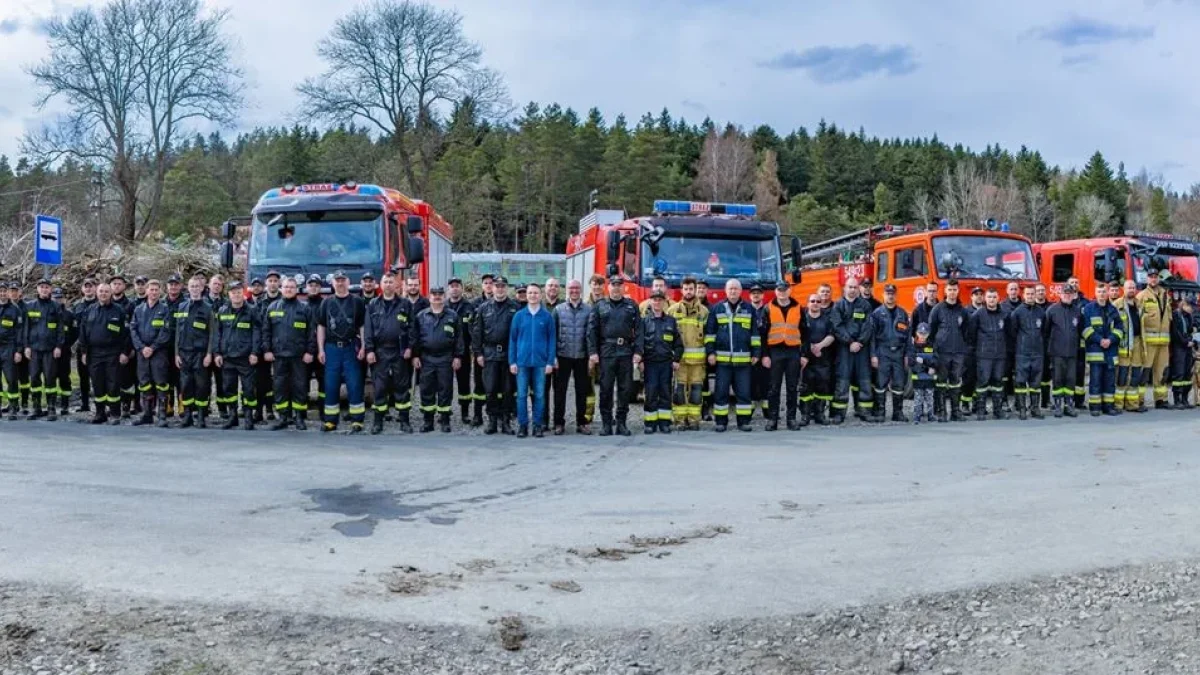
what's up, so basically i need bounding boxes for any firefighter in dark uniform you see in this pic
[1046,285,1081,417]
[394,274,430,428]
[967,288,1008,420]
[77,281,130,424]
[0,282,24,420]
[1007,286,1047,420]
[304,274,326,419]
[215,281,261,430]
[470,273,495,426]
[360,272,378,300]
[1067,278,1089,409]
[704,278,760,432]
[829,277,875,424]
[960,286,985,414]
[928,279,971,423]
[7,282,30,415]
[254,270,284,423]
[764,280,803,431]
[411,286,463,433]
[640,289,682,434]
[801,292,835,425]
[130,279,173,427]
[24,278,66,420]
[109,274,137,417]
[71,278,98,414]
[1169,298,1194,408]
[870,283,910,423]
[317,271,367,434]
[446,277,476,425]
[747,283,770,419]
[472,275,520,435]
[588,275,642,436]
[365,272,410,434]
[163,273,185,418]
[1001,281,1022,411]
[175,275,218,428]
[263,277,317,430]
[1035,283,1053,407]
[1082,284,1123,416]
[53,287,75,417]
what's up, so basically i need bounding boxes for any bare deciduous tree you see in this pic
[1023,187,1054,242]
[693,126,755,202]
[298,0,509,195]
[1075,195,1115,236]
[25,0,242,241]
[911,191,935,229]
[752,149,784,221]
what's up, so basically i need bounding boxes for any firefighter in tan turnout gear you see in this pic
[1136,268,1171,408]
[667,276,709,430]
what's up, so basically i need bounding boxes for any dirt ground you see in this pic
[5,558,1200,674]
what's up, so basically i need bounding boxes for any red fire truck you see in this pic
[794,220,1041,311]
[565,200,803,304]
[1032,231,1200,303]
[219,182,453,295]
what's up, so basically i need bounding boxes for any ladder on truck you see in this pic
[801,224,889,263]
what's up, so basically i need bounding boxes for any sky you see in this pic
[2,0,1200,190]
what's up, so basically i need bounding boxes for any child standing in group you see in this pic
[908,323,938,424]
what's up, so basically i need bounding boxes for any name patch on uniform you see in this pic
[219,314,235,321]
[151,319,165,327]
[236,322,251,329]
[107,323,121,333]
[852,312,865,319]
[47,322,58,329]
[269,310,285,318]
[293,321,307,329]
[192,321,207,330]
[0,319,12,327]
[663,333,674,341]
[443,325,455,333]
[27,311,41,318]
[398,315,408,322]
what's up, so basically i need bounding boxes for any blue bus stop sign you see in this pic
[34,215,63,266]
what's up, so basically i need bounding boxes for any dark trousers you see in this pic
[976,357,1005,400]
[55,350,72,409]
[255,360,273,414]
[1014,353,1044,400]
[208,362,227,413]
[419,359,454,419]
[273,357,308,415]
[751,362,770,413]
[936,352,966,414]
[455,352,473,416]
[1052,356,1077,402]
[136,350,170,410]
[119,358,136,406]
[1041,349,1054,406]
[29,349,58,408]
[962,352,977,407]
[88,352,122,417]
[714,364,751,426]
[800,358,833,405]
[75,349,89,409]
[323,342,365,426]
[1074,347,1088,405]
[371,348,406,415]
[554,356,590,427]
[875,352,907,395]
[1170,346,1194,397]
[1088,359,1116,409]
[832,346,872,415]
[473,359,486,414]
[178,351,211,412]
[221,356,257,413]
[598,356,634,424]
[0,347,16,409]
[643,360,673,424]
[16,356,30,407]
[768,350,801,422]
[482,359,514,418]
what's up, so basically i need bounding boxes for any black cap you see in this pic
[884,283,897,293]
[448,277,463,285]
[481,273,495,282]
[650,289,666,300]
[51,287,63,298]
[134,275,148,284]
[266,270,281,280]
[6,281,19,290]
[1148,268,1161,277]
[36,277,51,286]
[493,275,508,286]
[775,281,790,293]
[229,280,244,290]
[1061,284,1077,294]
[516,286,527,294]
[429,286,445,295]
[748,283,764,293]
[333,270,348,281]
[307,274,323,285]
[360,272,375,281]
[971,286,984,295]
[250,277,264,286]
[166,273,182,284]
[608,274,625,285]
[82,277,97,286]
[110,273,127,283]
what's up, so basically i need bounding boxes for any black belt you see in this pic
[330,339,356,348]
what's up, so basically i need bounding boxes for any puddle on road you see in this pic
[301,484,463,537]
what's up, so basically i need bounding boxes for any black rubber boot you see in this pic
[45,394,58,421]
[1030,394,1044,419]
[132,394,154,426]
[370,412,384,435]
[485,415,498,435]
[814,401,829,426]
[155,397,169,428]
[271,411,291,431]
[645,419,657,434]
[500,416,514,435]
[891,393,908,423]
[440,412,452,433]
[195,410,207,429]
[616,420,632,437]
[765,419,778,431]
[242,409,255,431]
[660,420,672,434]
[600,420,613,437]
[992,393,1007,420]
[222,412,238,430]
[294,412,307,431]
[798,401,810,427]
[1016,393,1027,420]
[421,413,435,433]
[181,409,195,429]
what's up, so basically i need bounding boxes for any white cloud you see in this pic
[2,0,1200,191]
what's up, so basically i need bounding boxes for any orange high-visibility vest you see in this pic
[767,301,802,347]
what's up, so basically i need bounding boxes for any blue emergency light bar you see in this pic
[260,183,385,201]
[653,200,757,217]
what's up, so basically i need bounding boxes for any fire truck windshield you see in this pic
[642,235,780,286]
[249,210,383,267]
[1132,250,1199,285]
[931,235,1036,280]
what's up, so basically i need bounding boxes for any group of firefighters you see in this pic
[1,265,1199,436]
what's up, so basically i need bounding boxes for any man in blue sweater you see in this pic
[509,283,557,438]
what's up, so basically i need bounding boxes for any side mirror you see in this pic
[218,241,235,270]
[407,215,423,235]
[606,230,621,268]
[605,263,619,278]
[220,220,236,240]
[1103,249,1118,283]
[406,238,425,266]
[790,236,802,267]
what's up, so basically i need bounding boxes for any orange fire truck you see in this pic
[794,221,1041,310]
[565,200,803,304]
[219,182,453,295]
[1032,231,1200,303]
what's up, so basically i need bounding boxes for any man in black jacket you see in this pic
[1007,286,1047,420]
[640,290,681,434]
[130,279,173,427]
[215,281,261,430]
[1046,285,1082,417]
[0,281,25,420]
[78,282,130,425]
[870,283,910,423]
[24,278,66,421]
[410,287,464,433]
[175,275,218,428]
[365,272,411,434]
[264,278,317,430]
[472,276,520,435]
[71,278,97,414]
[446,277,476,425]
[967,288,1008,420]
[801,293,835,425]
[317,271,367,434]
[829,277,875,424]
[928,279,971,422]
[589,275,642,436]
